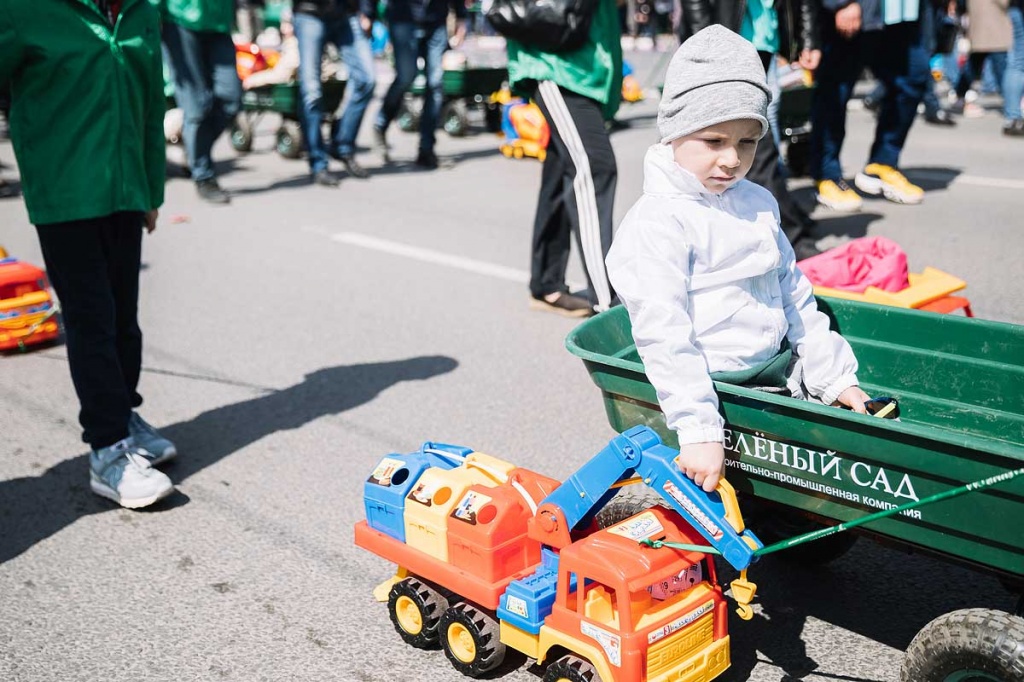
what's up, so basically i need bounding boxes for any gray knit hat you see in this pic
[658,25,771,143]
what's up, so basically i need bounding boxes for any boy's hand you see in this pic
[144,209,158,234]
[675,442,726,493]
[835,2,862,37]
[834,385,871,413]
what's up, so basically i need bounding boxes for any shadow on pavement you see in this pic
[0,355,458,565]
[810,211,885,240]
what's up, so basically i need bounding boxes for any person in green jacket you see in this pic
[0,0,177,509]
[157,0,242,204]
[507,0,623,317]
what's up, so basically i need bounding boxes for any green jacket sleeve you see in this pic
[145,22,167,210]
[0,3,25,88]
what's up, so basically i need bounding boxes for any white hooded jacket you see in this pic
[606,144,859,445]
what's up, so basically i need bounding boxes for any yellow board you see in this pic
[812,267,966,310]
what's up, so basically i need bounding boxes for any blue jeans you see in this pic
[294,13,377,173]
[1005,7,1024,120]
[810,21,928,181]
[162,24,242,183]
[376,22,447,154]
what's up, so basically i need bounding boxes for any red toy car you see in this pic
[0,250,59,351]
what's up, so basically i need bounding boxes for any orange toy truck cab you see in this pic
[538,506,729,682]
[0,257,59,351]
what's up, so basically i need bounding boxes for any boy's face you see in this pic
[670,119,762,194]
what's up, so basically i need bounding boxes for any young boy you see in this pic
[606,25,870,494]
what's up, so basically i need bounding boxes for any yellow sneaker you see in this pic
[815,179,863,212]
[854,164,924,204]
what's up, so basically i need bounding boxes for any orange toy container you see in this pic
[447,468,561,584]
[0,256,59,351]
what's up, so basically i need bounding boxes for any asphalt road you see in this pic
[1,45,1022,682]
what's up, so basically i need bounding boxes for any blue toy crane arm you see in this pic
[535,426,763,571]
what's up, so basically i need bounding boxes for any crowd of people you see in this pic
[0,0,1021,508]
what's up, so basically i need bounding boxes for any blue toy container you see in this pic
[363,442,471,542]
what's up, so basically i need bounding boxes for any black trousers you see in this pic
[531,82,617,311]
[749,50,814,245]
[35,212,144,451]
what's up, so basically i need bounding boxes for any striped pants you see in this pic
[531,81,617,312]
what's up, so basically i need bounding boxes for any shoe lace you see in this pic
[124,451,154,472]
[834,179,854,193]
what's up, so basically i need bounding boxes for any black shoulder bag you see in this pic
[486,0,601,53]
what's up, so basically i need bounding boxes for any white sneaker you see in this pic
[128,412,177,465]
[90,437,174,509]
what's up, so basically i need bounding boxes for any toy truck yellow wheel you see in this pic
[538,148,546,162]
[543,654,601,682]
[439,602,506,677]
[513,146,525,159]
[387,576,449,649]
[501,145,513,158]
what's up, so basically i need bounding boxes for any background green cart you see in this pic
[566,298,1024,680]
[229,79,347,159]
[396,66,508,137]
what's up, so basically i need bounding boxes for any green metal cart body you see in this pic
[398,67,508,137]
[566,298,1024,582]
[230,80,347,159]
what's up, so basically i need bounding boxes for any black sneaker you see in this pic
[924,110,956,126]
[415,149,439,170]
[312,170,339,187]
[196,179,230,204]
[1003,119,1024,137]
[374,127,390,163]
[529,292,595,318]
[338,154,370,179]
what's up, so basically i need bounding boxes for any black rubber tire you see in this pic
[230,116,253,153]
[755,507,857,566]
[387,576,449,649]
[397,96,421,133]
[543,654,601,682]
[275,120,303,160]
[442,100,469,137]
[438,601,506,677]
[900,608,1024,682]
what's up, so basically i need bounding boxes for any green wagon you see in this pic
[566,298,1024,680]
[229,79,347,159]
[396,66,508,137]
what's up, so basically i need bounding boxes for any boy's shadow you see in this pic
[0,355,457,565]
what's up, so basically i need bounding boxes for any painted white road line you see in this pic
[911,171,1024,191]
[331,232,531,284]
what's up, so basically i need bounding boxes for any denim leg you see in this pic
[376,21,419,132]
[869,22,927,168]
[207,32,242,149]
[162,23,215,181]
[1005,8,1024,120]
[810,24,863,181]
[418,24,448,154]
[294,13,329,173]
[333,14,377,156]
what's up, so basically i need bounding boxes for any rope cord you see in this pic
[640,466,1024,556]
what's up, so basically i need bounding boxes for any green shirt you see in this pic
[740,0,779,54]
[507,0,623,120]
[153,0,235,33]
[0,0,165,225]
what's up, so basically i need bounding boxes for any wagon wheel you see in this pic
[397,95,421,133]
[387,576,449,649]
[900,608,1024,681]
[750,503,857,566]
[276,120,303,159]
[441,100,469,137]
[230,114,253,153]
[438,601,506,677]
[543,654,601,682]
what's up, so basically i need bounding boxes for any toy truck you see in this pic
[0,251,59,352]
[354,426,763,682]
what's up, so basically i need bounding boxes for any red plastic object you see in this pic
[918,295,974,317]
[446,468,560,584]
[0,258,59,351]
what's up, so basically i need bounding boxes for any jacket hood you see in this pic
[642,143,721,199]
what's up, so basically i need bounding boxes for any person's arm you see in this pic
[607,216,726,491]
[143,11,166,222]
[449,0,468,46]
[775,229,863,407]
[796,0,822,68]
